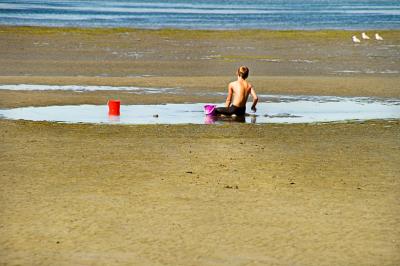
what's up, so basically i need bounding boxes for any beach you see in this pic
[0,26,400,265]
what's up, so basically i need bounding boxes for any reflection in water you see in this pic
[204,115,216,124]
[204,115,247,124]
[0,97,399,125]
[108,115,120,123]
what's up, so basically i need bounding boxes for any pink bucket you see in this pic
[204,104,217,115]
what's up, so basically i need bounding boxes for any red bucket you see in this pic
[108,99,120,116]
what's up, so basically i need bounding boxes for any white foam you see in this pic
[333,70,400,75]
[0,4,301,15]
[258,58,282,62]
[290,59,315,64]
[333,70,362,74]
[381,70,399,74]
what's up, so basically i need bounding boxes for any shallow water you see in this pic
[1,96,399,124]
[0,0,399,30]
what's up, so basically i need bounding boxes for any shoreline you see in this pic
[2,25,400,33]
[2,24,399,38]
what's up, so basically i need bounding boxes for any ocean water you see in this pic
[0,0,399,30]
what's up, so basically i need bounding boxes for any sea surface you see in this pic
[0,0,399,30]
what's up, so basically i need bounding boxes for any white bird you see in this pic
[361,32,370,40]
[352,35,361,43]
[375,33,383,41]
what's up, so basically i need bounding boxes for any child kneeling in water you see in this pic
[215,66,258,116]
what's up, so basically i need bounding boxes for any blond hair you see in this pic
[237,66,249,80]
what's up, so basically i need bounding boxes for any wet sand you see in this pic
[1,75,400,109]
[0,26,400,265]
[1,119,399,265]
[0,26,399,109]
[0,26,399,78]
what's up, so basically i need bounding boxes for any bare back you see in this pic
[223,66,258,112]
[229,79,253,107]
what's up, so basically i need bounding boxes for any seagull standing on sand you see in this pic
[375,33,383,40]
[361,32,370,40]
[352,35,361,43]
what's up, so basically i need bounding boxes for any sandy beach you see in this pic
[0,26,399,265]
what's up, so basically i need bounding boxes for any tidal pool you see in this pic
[0,96,399,124]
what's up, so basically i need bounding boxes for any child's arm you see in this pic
[250,86,258,112]
[225,83,233,107]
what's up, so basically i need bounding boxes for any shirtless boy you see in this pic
[215,66,258,116]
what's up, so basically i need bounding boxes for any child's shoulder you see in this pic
[229,80,238,87]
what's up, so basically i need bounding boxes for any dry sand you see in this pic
[0,26,400,265]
